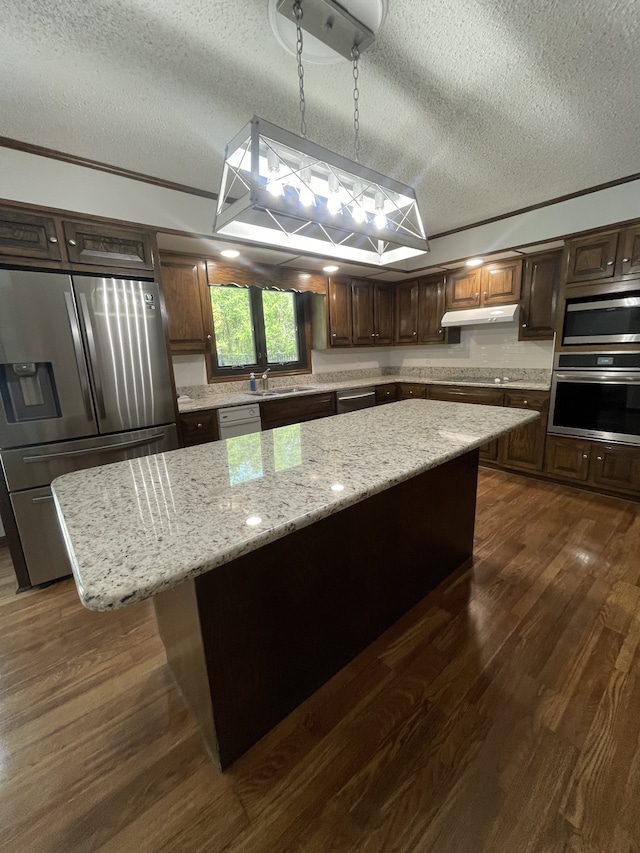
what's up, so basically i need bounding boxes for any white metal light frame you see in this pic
[214,116,429,266]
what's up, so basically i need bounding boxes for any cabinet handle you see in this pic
[68,239,77,246]
[438,328,443,333]
[49,236,58,244]
[197,423,203,429]
[606,261,614,266]
[206,334,212,340]
[475,293,479,299]
[371,333,375,337]
[522,323,527,328]
[523,400,528,405]
[332,333,337,337]
[412,331,417,336]
[596,455,602,461]
[582,454,588,459]
[623,258,629,263]
[484,292,488,299]
[375,333,379,337]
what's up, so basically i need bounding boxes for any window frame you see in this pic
[208,285,311,380]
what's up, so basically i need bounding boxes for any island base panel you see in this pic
[157,449,479,769]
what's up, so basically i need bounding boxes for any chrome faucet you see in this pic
[261,368,271,390]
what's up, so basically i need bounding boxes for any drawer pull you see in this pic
[197,423,203,429]
[49,236,58,244]
[596,455,603,461]
[68,238,77,246]
[582,454,588,459]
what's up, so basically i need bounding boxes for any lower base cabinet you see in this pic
[375,384,398,404]
[544,436,640,497]
[396,383,426,400]
[498,391,549,472]
[260,393,336,430]
[179,411,219,446]
[428,385,505,462]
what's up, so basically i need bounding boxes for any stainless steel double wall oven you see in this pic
[0,269,178,585]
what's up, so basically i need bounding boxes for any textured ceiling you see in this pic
[2,0,640,236]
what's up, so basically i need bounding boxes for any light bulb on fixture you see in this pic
[298,159,314,207]
[374,191,387,230]
[327,173,342,215]
[266,148,282,195]
[351,181,366,223]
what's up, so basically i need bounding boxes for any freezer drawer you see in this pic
[1,424,179,491]
[10,486,73,585]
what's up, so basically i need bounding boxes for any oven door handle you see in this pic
[555,373,640,383]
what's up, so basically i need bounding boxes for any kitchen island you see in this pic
[52,400,537,768]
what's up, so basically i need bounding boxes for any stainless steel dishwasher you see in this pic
[336,387,377,414]
[217,404,262,439]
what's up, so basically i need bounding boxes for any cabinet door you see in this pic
[327,278,352,347]
[589,444,640,496]
[544,436,590,481]
[519,251,561,341]
[351,280,375,346]
[481,259,522,306]
[499,391,548,472]
[416,274,453,344]
[0,206,62,262]
[479,440,498,462]
[446,268,481,310]
[566,231,618,282]
[62,221,155,270]
[374,282,393,345]
[179,411,219,446]
[394,280,419,343]
[619,225,640,278]
[161,256,213,353]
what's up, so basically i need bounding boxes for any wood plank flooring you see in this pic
[0,469,639,852]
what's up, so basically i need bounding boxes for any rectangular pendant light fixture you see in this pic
[213,116,429,266]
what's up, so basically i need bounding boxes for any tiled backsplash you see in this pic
[173,322,554,395]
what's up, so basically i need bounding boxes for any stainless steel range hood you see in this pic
[441,303,519,327]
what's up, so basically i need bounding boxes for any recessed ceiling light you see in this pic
[466,258,483,267]
[323,264,339,273]
[221,249,240,259]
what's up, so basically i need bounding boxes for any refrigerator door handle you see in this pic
[23,432,167,463]
[64,291,94,423]
[78,292,106,419]
[31,495,54,504]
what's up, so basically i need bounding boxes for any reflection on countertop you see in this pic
[52,400,538,612]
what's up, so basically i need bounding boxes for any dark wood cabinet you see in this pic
[393,280,419,343]
[446,268,482,310]
[62,221,154,270]
[260,392,336,430]
[418,275,461,344]
[446,260,522,311]
[375,384,398,404]
[373,282,394,345]
[566,231,618,283]
[179,410,219,447]
[620,224,640,278]
[519,251,562,341]
[327,278,352,347]
[160,254,214,354]
[427,385,504,461]
[0,206,62,262]
[397,383,426,400]
[481,259,522,306]
[351,280,393,346]
[544,436,640,497]
[498,391,549,472]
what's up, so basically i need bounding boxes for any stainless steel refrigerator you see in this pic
[0,269,178,585]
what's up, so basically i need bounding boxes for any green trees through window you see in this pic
[209,285,307,376]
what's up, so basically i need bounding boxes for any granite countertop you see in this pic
[178,374,550,413]
[52,400,538,612]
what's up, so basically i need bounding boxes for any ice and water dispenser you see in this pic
[0,362,61,423]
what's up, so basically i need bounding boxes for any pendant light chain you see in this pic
[293,1,307,138]
[352,44,361,163]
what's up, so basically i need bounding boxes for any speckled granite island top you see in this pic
[52,400,537,612]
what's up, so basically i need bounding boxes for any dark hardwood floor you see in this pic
[0,469,639,852]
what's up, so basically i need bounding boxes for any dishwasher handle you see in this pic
[337,391,376,402]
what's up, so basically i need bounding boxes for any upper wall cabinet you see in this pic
[327,277,353,347]
[159,254,213,354]
[394,274,461,345]
[518,250,562,341]
[446,259,522,310]
[0,203,157,275]
[351,280,393,346]
[566,224,640,284]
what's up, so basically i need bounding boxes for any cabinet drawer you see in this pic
[261,393,335,430]
[375,384,398,404]
[428,385,504,406]
[397,383,426,400]
[503,390,549,412]
[179,411,218,446]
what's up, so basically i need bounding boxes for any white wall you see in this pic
[2,146,640,270]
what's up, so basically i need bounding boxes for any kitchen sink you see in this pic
[248,386,319,397]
